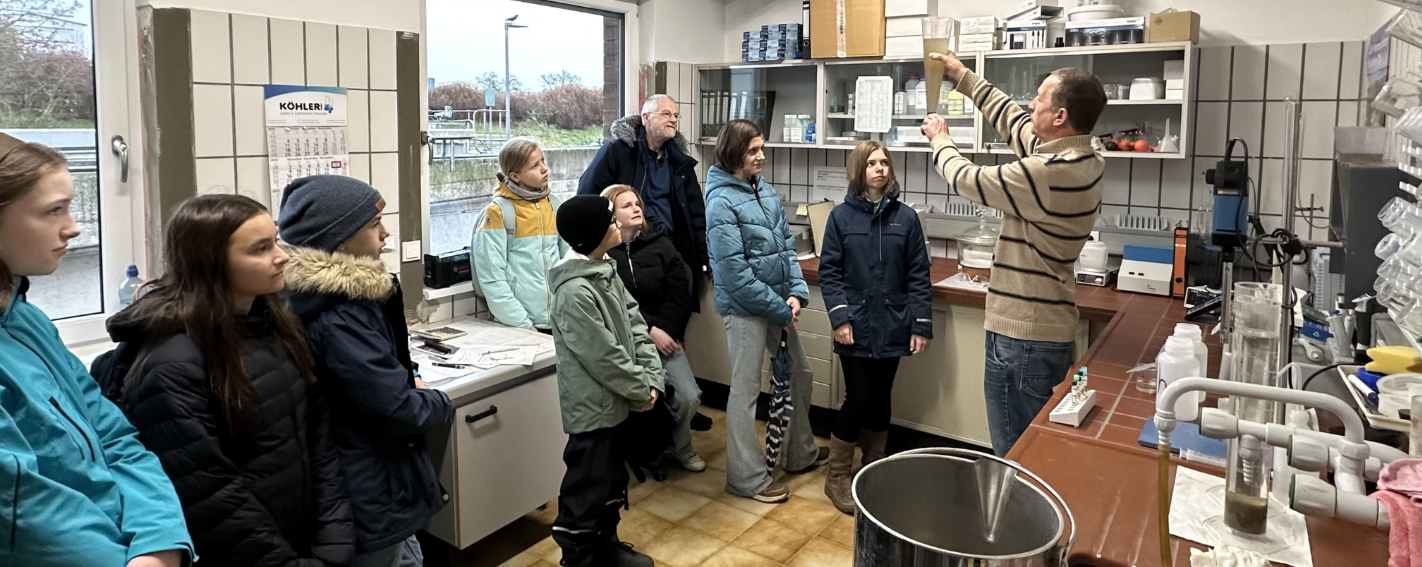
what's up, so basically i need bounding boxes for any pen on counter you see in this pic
[432,362,468,369]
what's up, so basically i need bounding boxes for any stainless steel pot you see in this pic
[851,448,1076,567]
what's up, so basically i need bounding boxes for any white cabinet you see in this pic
[425,371,567,549]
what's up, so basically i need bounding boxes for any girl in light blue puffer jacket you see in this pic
[704,120,827,504]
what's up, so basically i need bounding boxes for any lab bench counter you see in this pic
[797,257,1388,566]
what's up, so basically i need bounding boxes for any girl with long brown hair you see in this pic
[0,133,194,566]
[91,194,355,566]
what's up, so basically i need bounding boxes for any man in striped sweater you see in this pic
[921,51,1108,456]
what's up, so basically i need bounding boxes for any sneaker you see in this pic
[677,451,707,473]
[690,412,713,431]
[784,446,831,474]
[750,481,791,503]
[602,539,653,567]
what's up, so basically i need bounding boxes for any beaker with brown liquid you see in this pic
[922,18,956,115]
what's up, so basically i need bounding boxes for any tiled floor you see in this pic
[442,407,856,567]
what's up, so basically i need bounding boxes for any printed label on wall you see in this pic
[264,85,350,208]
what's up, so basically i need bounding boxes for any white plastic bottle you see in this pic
[1157,336,1203,421]
[1174,323,1209,379]
[903,74,919,114]
[914,80,928,117]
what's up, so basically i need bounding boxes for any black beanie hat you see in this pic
[557,195,615,255]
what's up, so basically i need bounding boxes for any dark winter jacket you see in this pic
[605,220,695,341]
[578,115,708,303]
[92,295,355,567]
[819,185,935,359]
[282,247,454,553]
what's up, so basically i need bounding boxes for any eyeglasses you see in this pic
[654,110,680,120]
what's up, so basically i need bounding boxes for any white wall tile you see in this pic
[192,84,234,158]
[826,148,845,168]
[269,19,306,85]
[1129,160,1160,207]
[454,294,480,318]
[233,85,265,156]
[790,148,808,185]
[369,29,397,90]
[682,63,696,109]
[381,212,400,271]
[338,26,369,89]
[1191,158,1213,213]
[371,152,400,213]
[1341,41,1364,100]
[1303,42,1342,100]
[1298,159,1334,218]
[1262,101,1289,159]
[1194,102,1228,157]
[927,163,948,194]
[904,152,927,194]
[1266,43,1303,100]
[304,23,338,87]
[927,193,947,213]
[348,153,371,184]
[1102,158,1130,205]
[190,10,231,84]
[1231,45,1266,100]
[1228,101,1264,158]
[1258,158,1284,215]
[1128,206,1159,218]
[1197,47,1232,101]
[772,147,790,185]
[231,15,269,85]
[235,156,269,208]
[195,158,236,194]
[347,89,370,153]
[369,90,399,153]
[1300,101,1338,159]
[1100,205,1128,220]
[1160,209,1190,229]
[1338,101,1361,128]
[1160,159,1192,209]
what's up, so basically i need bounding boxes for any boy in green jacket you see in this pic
[549,195,665,567]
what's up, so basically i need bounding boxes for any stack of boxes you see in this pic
[958,17,1001,53]
[1164,60,1184,100]
[742,23,803,62]
[884,0,951,58]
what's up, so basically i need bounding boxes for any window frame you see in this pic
[53,0,146,347]
[417,0,639,259]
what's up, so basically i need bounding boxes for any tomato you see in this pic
[1134,139,1150,152]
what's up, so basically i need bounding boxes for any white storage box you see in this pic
[1165,79,1184,91]
[959,16,1001,35]
[886,0,938,18]
[887,15,941,37]
[1165,89,1184,100]
[886,36,927,58]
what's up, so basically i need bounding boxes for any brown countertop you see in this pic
[799,257,1389,566]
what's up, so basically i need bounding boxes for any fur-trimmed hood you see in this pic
[610,114,689,154]
[283,246,394,302]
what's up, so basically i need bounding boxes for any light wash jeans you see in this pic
[983,331,1075,457]
[661,349,701,461]
[351,542,404,567]
[723,314,819,497]
[397,534,423,567]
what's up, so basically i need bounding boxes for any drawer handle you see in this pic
[465,405,498,424]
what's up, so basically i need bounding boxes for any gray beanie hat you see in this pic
[277,174,384,253]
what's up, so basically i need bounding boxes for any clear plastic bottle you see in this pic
[1156,336,1202,421]
[914,80,928,117]
[118,265,141,309]
[894,92,906,115]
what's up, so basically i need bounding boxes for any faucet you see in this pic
[1154,377,1390,529]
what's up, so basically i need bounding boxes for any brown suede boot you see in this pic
[825,436,857,515]
[858,429,889,468]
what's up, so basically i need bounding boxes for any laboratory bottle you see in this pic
[904,74,920,114]
[118,264,142,309]
[893,92,906,115]
[914,81,928,116]
[1174,323,1209,379]
[1156,336,1202,421]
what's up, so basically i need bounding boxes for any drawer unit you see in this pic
[800,331,833,361]
[425,372,567,548]
[805,285,826,311]
[797,308,831,337]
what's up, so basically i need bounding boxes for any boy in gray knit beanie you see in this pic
[277,174,385,253]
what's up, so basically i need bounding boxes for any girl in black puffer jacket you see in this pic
[601,185,704,474]
[92,195,354,567]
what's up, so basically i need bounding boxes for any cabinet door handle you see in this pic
[465,405,498,424]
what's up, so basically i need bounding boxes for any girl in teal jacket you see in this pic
[0,135,193,567]
[472,137,569,330]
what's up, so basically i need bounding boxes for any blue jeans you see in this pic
[983,331,1075,457]
[661,349,702,460]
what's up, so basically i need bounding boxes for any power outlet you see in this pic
[401,241,422,263]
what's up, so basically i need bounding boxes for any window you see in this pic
[1,0,141,343]
[425,0,624,254]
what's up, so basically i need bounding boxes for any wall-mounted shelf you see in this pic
[695,41,1195,160]
[423,281,473,301]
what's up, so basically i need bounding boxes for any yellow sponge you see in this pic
[1366,345,1422,375]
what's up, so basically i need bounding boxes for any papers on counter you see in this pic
[1170,466,1313,567]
